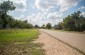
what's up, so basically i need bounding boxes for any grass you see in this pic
[0,29,45,55]
[52,29,85,34]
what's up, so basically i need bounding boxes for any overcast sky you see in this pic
[0,0,85,26]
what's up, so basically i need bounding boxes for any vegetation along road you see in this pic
[0,29,44,55]
[40,29,85,54]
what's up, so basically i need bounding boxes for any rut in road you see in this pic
[34,31,83,55]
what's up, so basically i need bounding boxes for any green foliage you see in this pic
[0,1,16,28]
[11,19,33,28]
[46,23,52,29]
[62,15,76,31]
[61,11,85,31]
[54,22,63,30]
[34,25,39,28]
[1,14,33,29]
[0,1,33,29]
[12,20,33,28]
[0,17,3,24]
[0,1,15,13]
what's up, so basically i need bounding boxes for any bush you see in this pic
[46,23,52,29]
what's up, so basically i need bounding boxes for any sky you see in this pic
[0,0,85,26]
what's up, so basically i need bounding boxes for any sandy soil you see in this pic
[34,31,83,55]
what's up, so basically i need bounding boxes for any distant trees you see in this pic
[40,23,52,29]
[55,11,85,32]
[41,24,45,29]
[34,25,39,28]
[54,22,62,30]
[10,20,33,28]
[4,15,33,28]
[46,23,52,29]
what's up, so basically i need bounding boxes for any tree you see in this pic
[54,23,63,30]
[41,24,45,28]
[34,25,39,28]
[27,23,33,28]
[46,23,52,29]
[62,11,85,31]
[62,15,76,31]
[0,1,16,28]
[53,25,57,29]
[0,1,34,29]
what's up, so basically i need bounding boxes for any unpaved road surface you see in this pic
[34,30,83,55]
[40,29,85,54]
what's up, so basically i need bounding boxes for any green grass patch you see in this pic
[0,29,45,55]
[52,29,85,34]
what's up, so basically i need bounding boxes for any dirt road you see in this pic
[40,29,85,54]
[34,30,83,55]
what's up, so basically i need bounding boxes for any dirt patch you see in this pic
[34,31,83,55]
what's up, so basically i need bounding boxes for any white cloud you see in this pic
[23,12,63,26]
[35,0,80,12]
[0,0,82,26]
[35,0,58,12]
[34,0,80,26]
[11,0,27,12]
[25,13,46,26]
[15,8,26,13]
[47,12,63,19]
[58,0,80,12]
[80,12,85,17]
[47,12,63,26]
[78,6,85,10]
[14,14,25,20]
[18,13,46,26]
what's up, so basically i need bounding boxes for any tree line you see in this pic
[0,1,33,29]
[0,1,85,31]
[54,11,85,32]
[40,11,85,32]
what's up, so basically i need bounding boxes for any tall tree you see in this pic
[0,1,15,28]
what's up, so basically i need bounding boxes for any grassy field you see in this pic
[0,29,44,55]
